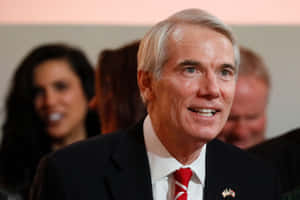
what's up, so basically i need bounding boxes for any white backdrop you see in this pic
[1,0,300,24]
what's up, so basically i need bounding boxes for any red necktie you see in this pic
[174,168,193,200]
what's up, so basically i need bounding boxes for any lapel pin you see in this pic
[222,188,236,198]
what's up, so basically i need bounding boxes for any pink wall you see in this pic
[1,0,300,24]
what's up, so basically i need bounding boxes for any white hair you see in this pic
[137,8,240,79]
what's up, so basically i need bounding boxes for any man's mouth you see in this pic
[188,107,218,117]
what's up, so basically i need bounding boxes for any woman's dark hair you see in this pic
[97,40,146,132]
[0,43,100,197]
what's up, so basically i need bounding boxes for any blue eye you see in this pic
[185,67,196,73]
[219,67,235,80]
[221,69,230,76]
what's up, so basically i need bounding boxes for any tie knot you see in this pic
[174,168,193,186]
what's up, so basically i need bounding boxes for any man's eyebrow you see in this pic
[222,63,237,72]
[178,60,237,71]
[178,59,201,66]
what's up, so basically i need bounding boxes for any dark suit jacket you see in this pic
[31,120,280,200]
[249,128,300,194]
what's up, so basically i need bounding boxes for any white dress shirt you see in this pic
[143,115,206,200]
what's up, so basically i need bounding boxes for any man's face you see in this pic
[219,76,268,149]
[141,24,236,144]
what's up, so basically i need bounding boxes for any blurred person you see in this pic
[218,46,270,149]
[0,43,100,200]
[91,40,146,134]
[31,9,279,200]
[249,128,300,197]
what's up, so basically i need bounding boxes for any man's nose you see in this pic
[197,72,220,99]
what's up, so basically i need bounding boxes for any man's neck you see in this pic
[149,114,205,165]
[156,131,204,164]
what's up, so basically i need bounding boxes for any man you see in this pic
[31,9,279,200]
[218,46,270,149]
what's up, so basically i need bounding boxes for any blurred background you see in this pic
[0,0,300,139]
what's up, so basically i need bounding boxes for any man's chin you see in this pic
[186,129,219,143]
[232,142,251,149]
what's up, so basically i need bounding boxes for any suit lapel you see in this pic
[204,139,238,200]
[105,121,153,200]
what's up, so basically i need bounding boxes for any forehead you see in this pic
[235,76,268,96]
[35,59,72,73]
[232,76,269,111]
[165,24,235,65]
[169,24,232,45]
[34,59,78,82]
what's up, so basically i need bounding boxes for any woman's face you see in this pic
[33,59,88,142]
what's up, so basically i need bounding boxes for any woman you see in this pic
[0,43,100,199]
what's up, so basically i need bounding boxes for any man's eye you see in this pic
[220,68,234,80]
[184,67,196,73]
[246,114,260,121]
[221,69,230,76]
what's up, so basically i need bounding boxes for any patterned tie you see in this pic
[174,168,193,200]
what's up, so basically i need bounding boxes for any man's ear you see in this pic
[137,70,155,103]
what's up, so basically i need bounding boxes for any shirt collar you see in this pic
[143,115,206,184]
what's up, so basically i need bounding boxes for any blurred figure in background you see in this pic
[91,40,146,134]
[249,128,300,197]
[0,43,100,200]
[218,46,270,149]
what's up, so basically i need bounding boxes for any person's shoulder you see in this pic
[208,139,277,174]
[208,139,257,161]
[248,127,300,158]
[47,120,144,168]
[47,129,129,167]
[247,128,300,193]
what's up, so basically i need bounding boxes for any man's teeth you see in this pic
[189,108,217,116]
[49,113,62,122]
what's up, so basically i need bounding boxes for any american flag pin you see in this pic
[222,188,236,198]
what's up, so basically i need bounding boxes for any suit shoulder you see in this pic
[208,139,277,175]
[48,130,128,167]
[249,128,300,155]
